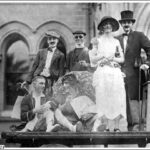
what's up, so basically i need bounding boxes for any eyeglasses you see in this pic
[74,35,84,39]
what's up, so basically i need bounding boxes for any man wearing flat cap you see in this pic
[22,30,65,96]
[117,10,150,131]
[66,30,91,72]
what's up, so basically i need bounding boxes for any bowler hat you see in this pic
[73,30,86,36]
[45,30,60,39]
[97,16,119,32]
[119,10,136,23]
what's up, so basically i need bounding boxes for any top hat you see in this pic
[119,10,136,23]
[45,30,60,39]
[97,16,119,32]
[73,30,86,36]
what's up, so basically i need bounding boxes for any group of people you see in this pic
[19,10,150,133]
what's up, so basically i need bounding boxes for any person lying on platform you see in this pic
[55,73,97,132]
[20,76,60,132]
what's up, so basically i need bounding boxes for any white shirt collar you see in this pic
[52,47,56,51]
[32,92,45,99]
[47,46,56,52]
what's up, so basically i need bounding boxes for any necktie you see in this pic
[123,33,128,52]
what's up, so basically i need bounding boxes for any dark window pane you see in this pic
[5,40,29,106]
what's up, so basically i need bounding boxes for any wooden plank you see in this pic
[1,131,149,147]
[2,131,150,139]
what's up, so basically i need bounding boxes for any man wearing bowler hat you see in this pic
[22,30,65,96]
[66,30,91,72]
[117,10,150,131]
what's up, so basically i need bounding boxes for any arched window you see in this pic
[4,33,30,108]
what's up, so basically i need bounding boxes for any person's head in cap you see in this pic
[73,30,86,48]
[97,16,119,35]
[45,30,60,49]
[61,73,80,95]
[119,10,136,34]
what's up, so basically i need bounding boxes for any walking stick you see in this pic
[138,58,144,131]
[134,58,142,131]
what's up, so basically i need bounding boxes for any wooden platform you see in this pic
[2,131,150,147]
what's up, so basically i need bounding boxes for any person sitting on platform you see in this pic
[55,73,97,132]
[20,76,60,132]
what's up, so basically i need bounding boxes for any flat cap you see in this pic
[73,30,86,36]
[45,30,60,39]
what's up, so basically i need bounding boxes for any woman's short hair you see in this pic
[61,73,79,86]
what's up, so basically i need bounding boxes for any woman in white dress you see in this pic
[90,16,126,132]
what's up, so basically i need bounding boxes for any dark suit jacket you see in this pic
[66,47,90,71]
[26,48,65,83]
[117,30,150,100]
[21,94,46,122]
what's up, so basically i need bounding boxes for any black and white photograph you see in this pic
[0,1,150,148]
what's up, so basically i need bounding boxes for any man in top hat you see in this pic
[22,30,65,96]
[117,10,150,131]
[66,30,91,72]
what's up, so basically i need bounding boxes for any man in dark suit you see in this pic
[22,30,65,95]
[66,31,91,72]
[117,10,150,131]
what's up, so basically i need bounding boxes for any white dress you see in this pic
[89,35,126,120]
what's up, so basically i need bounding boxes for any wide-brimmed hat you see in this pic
[73,30,86,36]
[45,30,60,39]
[97,16,119,32]
[119,10,136,23]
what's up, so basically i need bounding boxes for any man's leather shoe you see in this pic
[132,124,139,131]
[46,124,61,132]
[76,121,84,132]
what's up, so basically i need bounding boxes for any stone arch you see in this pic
[134,3,150,38]
[1,32,29,53]
[36,21,75,54]
[0,21,33,54]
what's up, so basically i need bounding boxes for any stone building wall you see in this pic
[0,2,150,115]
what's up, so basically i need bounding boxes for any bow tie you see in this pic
[48,47,53,52]
[123,33,129,36]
